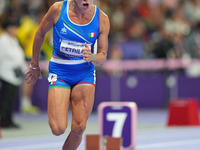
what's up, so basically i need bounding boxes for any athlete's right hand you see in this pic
[83,43,93,62]
[24,65,42,84]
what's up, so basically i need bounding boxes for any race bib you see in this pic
[60,40,91,58]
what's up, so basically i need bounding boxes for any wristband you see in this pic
[30,64,40,70]
[88,54,95,65]
[91,54,95,62]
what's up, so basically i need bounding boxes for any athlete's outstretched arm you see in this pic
[25,2,62,84]
[92,10,110,66]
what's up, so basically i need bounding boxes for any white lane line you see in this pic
[136,139,200,149]
[0,142,63,150]
[138,132,200,140]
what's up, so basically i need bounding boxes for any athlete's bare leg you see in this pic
[48,88,71,136]
[62,85,95,150]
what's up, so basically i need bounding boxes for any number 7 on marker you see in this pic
[106,112,128,137]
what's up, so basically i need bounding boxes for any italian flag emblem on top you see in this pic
[88,32,96,38]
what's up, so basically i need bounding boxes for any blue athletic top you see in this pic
[53,0,100,60]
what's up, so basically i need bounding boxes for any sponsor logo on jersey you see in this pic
[61,27,67,34]
[48,73,58,85]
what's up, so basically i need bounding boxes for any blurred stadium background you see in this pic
[1,0,200,149]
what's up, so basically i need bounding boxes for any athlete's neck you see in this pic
[71,0,92,16]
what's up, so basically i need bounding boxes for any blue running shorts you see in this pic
[48,57,96,89]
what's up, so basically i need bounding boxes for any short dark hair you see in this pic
[2,19,20,29]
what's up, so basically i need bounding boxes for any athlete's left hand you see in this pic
[83,43,93,62]
[24,65,42,85]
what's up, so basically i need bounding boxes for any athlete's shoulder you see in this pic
[50,1,63,13]
[45,1,63,23]
[99,9,107,17]
[98,8,110,33]
[99,8,109,24]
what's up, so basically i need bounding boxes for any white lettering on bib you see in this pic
[60,40,91,58]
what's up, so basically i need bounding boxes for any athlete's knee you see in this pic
[50,124,67,136]
[49,120,68,136]
[71,122,86,136]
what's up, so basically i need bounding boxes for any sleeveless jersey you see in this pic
[53,0,100,60]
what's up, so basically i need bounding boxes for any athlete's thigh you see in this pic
[70,85,95,126]
[48,88,71,128]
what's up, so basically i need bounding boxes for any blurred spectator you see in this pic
[109,3,125,41]
[0,0,6,17]
[163,6,190,58]
[137,0,151,19]
[164,8,190,37]
[17,0,53,61]
[151,26,175,58]
[183,0,200,25]
[162,0,179,10]
[144,4,164,35]
[184,21,200,58]
[107,43,124,76]
[94,0,199,60]
[122,19,145,59]
[4,0,41,114]
[17,0,56,114]
[0,0,56,115]
[0,17,27,128]
[109,43,123,60]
